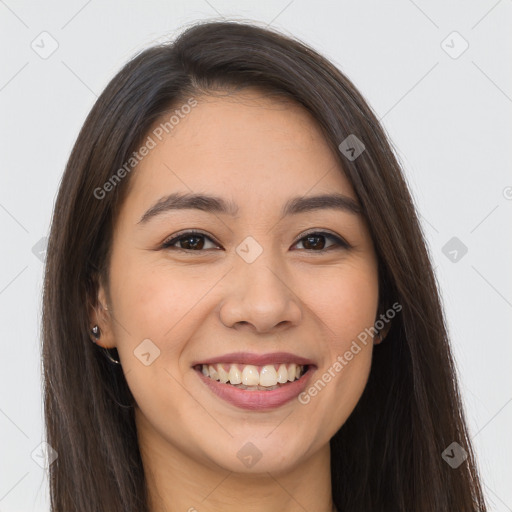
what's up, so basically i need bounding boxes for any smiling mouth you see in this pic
[193,363,309,391]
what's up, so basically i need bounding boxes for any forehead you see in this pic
[122,89,356,219]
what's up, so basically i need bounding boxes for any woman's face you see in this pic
[95,89,379,475]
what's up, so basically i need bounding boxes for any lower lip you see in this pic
[195,367,315,411]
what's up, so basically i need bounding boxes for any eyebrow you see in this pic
[137,191,362,224]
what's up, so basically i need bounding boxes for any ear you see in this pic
[88,277,116,349]
[379,320,393,341]
[374,319,392,345]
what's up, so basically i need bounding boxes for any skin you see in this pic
[90,89,389,512]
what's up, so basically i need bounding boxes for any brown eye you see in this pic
[293,232,350,252]
[162,231,219,251]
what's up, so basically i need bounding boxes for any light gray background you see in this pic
[1,1,511,511]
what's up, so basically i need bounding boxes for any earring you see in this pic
[91,325,101,341]
[90,325,121,365]
[103,348,121,365]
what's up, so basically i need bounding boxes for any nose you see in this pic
[218,251,303,334]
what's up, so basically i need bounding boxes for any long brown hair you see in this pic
[42,20,487,511]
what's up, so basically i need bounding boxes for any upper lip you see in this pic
[192,351,316,367]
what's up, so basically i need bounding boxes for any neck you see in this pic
[136,410,334,512]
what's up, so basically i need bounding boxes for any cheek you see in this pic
[108,259,210,420]
[300,261,378,414]
[305,259,379,346]
[111,259,217,357]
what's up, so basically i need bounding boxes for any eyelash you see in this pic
[161,229,351,253]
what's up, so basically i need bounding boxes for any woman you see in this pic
[42,20,487,512]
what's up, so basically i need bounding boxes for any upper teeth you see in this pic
[200,363,304,387]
